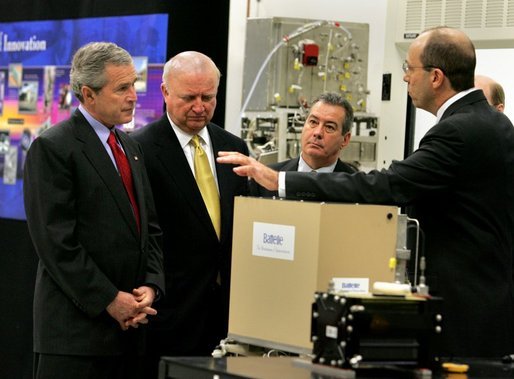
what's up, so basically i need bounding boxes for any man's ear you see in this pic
[341,132,351,148]
[81,86,95,105]
[431,68,445,89]
[161,83,168,97]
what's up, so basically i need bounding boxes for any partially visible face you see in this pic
[301,101,350,169]
[162,70,218,134]
[403,36,435,113]
[90,64,137,127]
[474,76,494,105]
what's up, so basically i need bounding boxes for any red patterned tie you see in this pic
[107,131,140,233]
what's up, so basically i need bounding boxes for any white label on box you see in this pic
[325,325,338,339]
[332,277,369,293]
[252,222,295,261]
[325,325,337,339]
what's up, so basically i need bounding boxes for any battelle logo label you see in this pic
[252,222,295,261]
[331,277,369,293]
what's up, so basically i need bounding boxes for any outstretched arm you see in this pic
[217,151,279,191]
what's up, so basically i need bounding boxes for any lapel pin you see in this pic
[134,155,139,161]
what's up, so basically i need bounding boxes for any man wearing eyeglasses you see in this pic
[218,26,514,358]
[249,92,357,197]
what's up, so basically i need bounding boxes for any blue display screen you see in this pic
[0,14,169,220]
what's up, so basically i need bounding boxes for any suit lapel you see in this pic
[208,125,228,241]
[281,157,300,171]
[72,112,139,239]
[209,124,243,242]
[153,119,217,236]
[208,124,232,198]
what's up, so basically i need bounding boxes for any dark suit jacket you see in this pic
[285,90,514,357]
[249,157,357,197]
[23,110,164,356]
[131,115,249,355]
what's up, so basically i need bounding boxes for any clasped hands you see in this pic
[106,286,157,331]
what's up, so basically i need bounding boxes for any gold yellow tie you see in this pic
[191,135,221,239]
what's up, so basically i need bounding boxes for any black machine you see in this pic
[311,292,443,370]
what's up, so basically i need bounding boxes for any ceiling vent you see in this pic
[396,0,514,49]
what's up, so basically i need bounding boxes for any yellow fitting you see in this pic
[293,58,302,71]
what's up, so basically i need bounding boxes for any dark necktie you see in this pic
[107,131,140,233]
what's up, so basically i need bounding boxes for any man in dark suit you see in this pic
[250,92,357,197]
[23,42,165,379]
[218,27,514,358]
[131,51,248,372]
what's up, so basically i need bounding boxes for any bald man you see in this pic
[475,74,505,112]
[131,52,248,372]
[218,27,514,358]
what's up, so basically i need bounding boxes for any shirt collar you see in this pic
[436,88,478,122]
[78,104,113,143]
[298,154,338,173]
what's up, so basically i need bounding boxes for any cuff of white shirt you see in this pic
[278,171,286,198]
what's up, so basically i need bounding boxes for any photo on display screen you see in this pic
[8,63,22,88]
[18,80,39,113]
[0,130,9,154]
[58,83,72,110]
[0,71,5,116]
[3,145,17,185]
[134,56,148,93]
[43,66,56,113]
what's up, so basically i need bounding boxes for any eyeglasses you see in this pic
[402,61,436,74]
